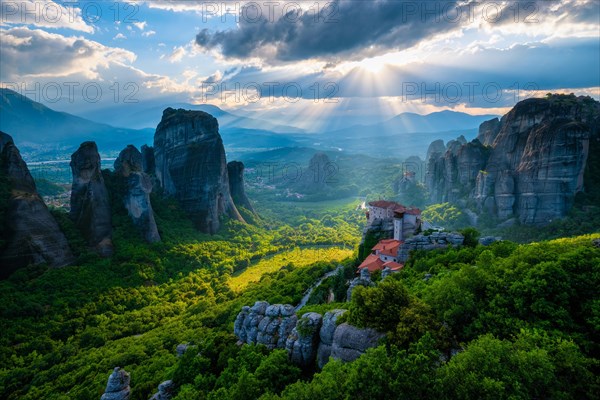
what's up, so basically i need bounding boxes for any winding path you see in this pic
[295,264,344,311]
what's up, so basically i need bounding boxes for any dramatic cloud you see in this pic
[0,27,135,80]
[195,0,463,62]
[0,0,93,33]
[198,37,599,109]
[195,0,599,63]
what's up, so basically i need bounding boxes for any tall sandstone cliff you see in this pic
[426,95,600,225]
[70,142,113,256]
[114,145,161,243]
[227,161,255,213]
[153,108,243,233]
[0,132,74,277]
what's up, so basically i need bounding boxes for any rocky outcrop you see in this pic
[101,367,130,400]
[476,117,501,146]
[234,303,385,369]
[0,132,74,277]
[398,232,464,262]
[426,95,600,225]
[234,301,297,349]
[293,152,334,193]
[176,343,194,357]
[316,309,347,369]
[114,145,160,243]
[227,161,255,213]
[347,268,374,301]
[150,380,174,400]
[70,142,113,256]
[426,139,446,164]
[286,312,322,367]
[479,236,501,246]
[426,139,489,204]
[140,145,155,175]
[153,108,243,233]
[330,323,385,363]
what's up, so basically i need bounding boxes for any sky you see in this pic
[1,0,599,131]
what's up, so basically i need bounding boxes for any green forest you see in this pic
[1,181,599,399]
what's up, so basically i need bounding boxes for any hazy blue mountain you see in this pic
[77,101,305,133]
[0,88,153,159]
[328,110,498,139]
[0,89,303,161]
[1,88,497,162]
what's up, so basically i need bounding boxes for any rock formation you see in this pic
[316,309,347,369]
[291,152,335,194]
[479,236,501,246]
[426,138,489,204]
[234,301,297,349]
[397,232,464,262]
[101,367,131,400]
[330,323,385,363]
[286,312,323,367]
[426,139,446,164]
[0,131,74,276]
[476,117,501,146]
[176,343,193,357]
[153,108,243,233]
[140,145,155,175]
[234,303,384,369]
[70,142,113,256]
[227,161,255,213]
[114,145,160,243]
[150,380,174,400]
[426,95,600,225]
[347,268,374,301]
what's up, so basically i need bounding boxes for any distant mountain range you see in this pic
[77,101,305,133]
[335,110,497,137]
[0,88,498,161]
[0,88,152,159]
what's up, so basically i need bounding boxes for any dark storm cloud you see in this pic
[195,0,598,63]
[196,0,469,61]
[207,38,599,107]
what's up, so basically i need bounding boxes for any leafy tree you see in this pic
[348,277,410,333]
[459,227,480,247]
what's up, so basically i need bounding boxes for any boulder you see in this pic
[330,323,385,363]
[234,301,298,350]
[0,131,74,277]
[347,268,374,301]
[286,312,322,367]
[150,380,174,400]
[479,236,501,246]
[316,309,347,369]
[100,367,130,400]
[69,141,113,256]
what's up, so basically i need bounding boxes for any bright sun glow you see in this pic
[359,57,386,73]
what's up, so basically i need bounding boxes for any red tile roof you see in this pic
[357,254,384,272]
[382,261,404,271]
[368,200,421,216]
[372,239,402,257]
[358,255,405,273]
